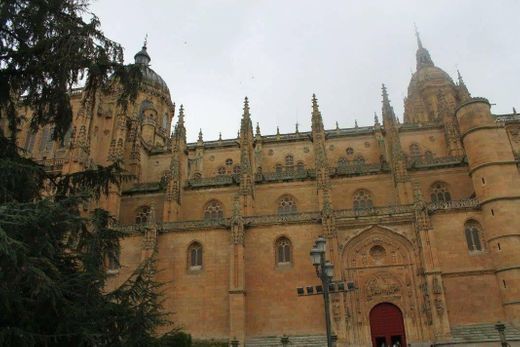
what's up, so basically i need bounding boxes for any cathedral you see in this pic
[12,32,520,347]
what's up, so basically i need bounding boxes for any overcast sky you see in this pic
[91,0,519,142]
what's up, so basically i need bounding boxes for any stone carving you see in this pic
[365,273,401,301]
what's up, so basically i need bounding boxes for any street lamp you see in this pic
[309,236,334,347]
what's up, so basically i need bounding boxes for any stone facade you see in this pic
[9,36,520,346]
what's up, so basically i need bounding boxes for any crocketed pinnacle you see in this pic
[457,70,471,100]
[414,24,434,70]
[382,84,397,126]
[311,93,324,133]
[255,122,261,136]
[198,128,203,142]
[178,104,185,128]
[243,96,250,118]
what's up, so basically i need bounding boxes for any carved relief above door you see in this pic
[340,225,429,346]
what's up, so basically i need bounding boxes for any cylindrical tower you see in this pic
[455,97,520,323]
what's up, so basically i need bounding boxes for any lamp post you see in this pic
[310,236,334,347]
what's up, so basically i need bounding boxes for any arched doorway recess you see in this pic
[369,302,406,347]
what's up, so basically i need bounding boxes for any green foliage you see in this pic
[0,0,186,346]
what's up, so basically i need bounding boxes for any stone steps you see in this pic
[246,335,327,347]
[449,323,520,343]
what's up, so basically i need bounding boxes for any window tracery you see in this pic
[188,242,203,269]
[353,189,373,211]
[204,200,224,220]
[278,195,297,214]
[430,182,451,203]
[135,205,152,224]
[465,220,483,252]
[276,237,292,264]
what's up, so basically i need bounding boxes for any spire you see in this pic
[311,93,324,133]
[243,96,250,118]
[414,23,423,49]
[335,121,339,130]
[173,104,186,143]
[134,36,151,66]
[414,24,434,70]
[382,84,397,126]
[374,112,380,125]
[178,104,185,128]
[218,132,222,141]
[255,122,261,137]
[295,122,299,133]
[198,128,203,143]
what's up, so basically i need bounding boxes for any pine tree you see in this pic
[0,1,189,346]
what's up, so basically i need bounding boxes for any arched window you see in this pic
[217,166,226,175]
[233,165,241,174]
[338,157,348,168]
[135,205,152,224]
[162,113,168,129]
[354,154,365,165]
[430,182,451,203]
[192,172,202,180]
[424,150,433,162]
[296,161,305,173]
[275,163,283,174]
[188,242,203,269]
[285,154,294,167]
[409,143,421,158]
[353,189,373,211]
[465,220,483,251]
[278,195,297,215]
[204,200,224,220]
[276,237,292,264]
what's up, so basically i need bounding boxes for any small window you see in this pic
[430,182,451,203]
[346,147,354,155]
[193,172,202,180]
[276,237,292,264]
[188,242,203,269]
[275,163,283,174]
[225,158,233,166]
[424,150,433,161]
[217,166,226,175]
[278,195,297,215]
[204,200,224,220]
[296,161,305,173]
[135,205,151,224]
[353,189,373,211]
[409,143,421,158]
[465,220,483,252]
[233,165,241,174]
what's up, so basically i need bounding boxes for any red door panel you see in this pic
[369,303,406,347]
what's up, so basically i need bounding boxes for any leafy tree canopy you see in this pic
[0,1,187,346]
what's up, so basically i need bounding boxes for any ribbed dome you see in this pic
[407,65,454,97]
[134,45,169,94]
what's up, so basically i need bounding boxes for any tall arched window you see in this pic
[296,161,305,173]
[430,182,451,203]
[135,205,152,224]
[278,195,297,215]
[188,242,203,269]
[409,143,421,158]
[353,189,373,211]
[276,237,292,264]
[275,163,283,174]
[337,157,348,168]
[204,200,224,220]
[465,220,483,252]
